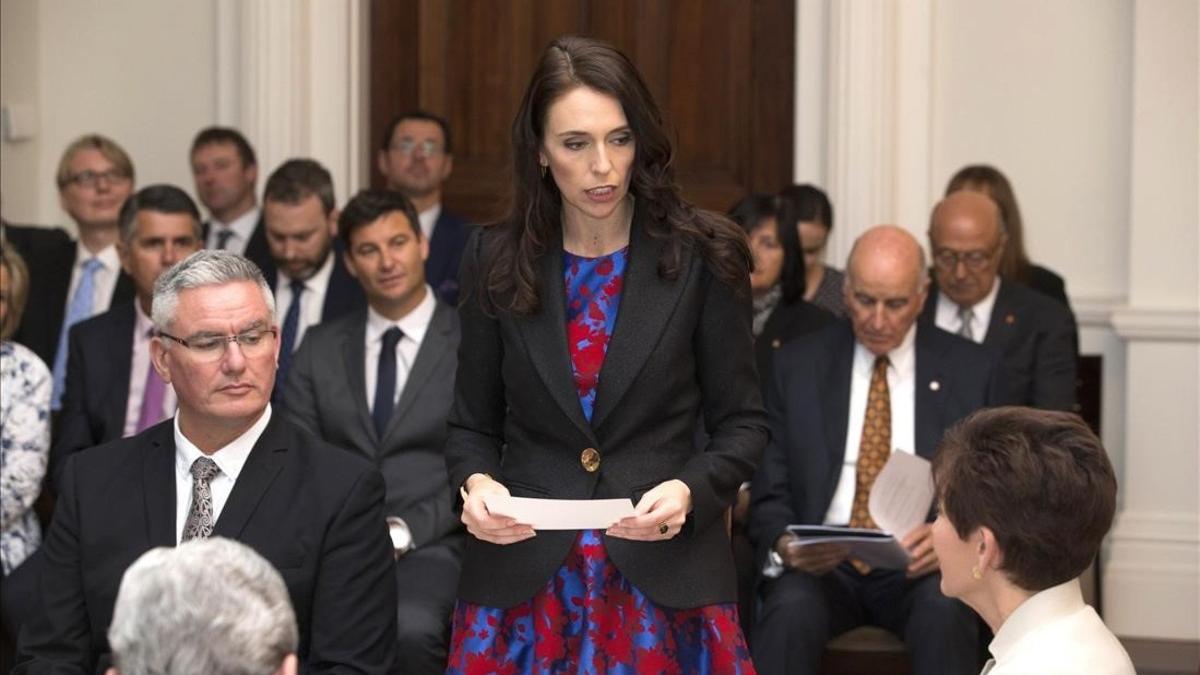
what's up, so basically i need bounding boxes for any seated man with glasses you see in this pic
[15,250,398,675]
[921,190,1078,411]
[377,111,472,305]
[13,134,137,410]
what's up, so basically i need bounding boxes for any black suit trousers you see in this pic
[752,564,979,675]
[393,537,463,675]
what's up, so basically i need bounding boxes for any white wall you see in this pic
[0,0,216,231]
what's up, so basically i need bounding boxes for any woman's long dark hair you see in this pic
[728,194,807,304]
[478,35,751,315]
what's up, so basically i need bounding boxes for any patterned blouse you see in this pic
[810,266,848,317]
[1,340,51,575]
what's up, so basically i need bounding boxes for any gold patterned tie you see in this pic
[849,356,890,573]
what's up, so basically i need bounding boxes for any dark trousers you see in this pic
[394,537,463,675]
[752,563,979,675]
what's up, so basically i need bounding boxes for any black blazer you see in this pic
[426,209,472,306]
[749,320,1001,552]
[286,300,462,550]
[51,302,139,488]
[14,415,398,675]
[202,213,275,279]
[263,248,367,323]
[11,236,135,370]
[921,278,1077,411]
[445,205,768,610]
[755,298,835,394]
[1025,263,1070,309]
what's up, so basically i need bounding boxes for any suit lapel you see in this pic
[387,301,452,440]
[914,326,947,458]
[823,324,855,478]
[143,424,177,548]
[339,312,378,449]
[104,304,138,434]
[983,280,1016,351]
[213,415,287,539]
[517,232,598,444]
[590,207,687,430]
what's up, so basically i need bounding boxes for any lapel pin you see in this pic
[1005,313,1016,325]
[929,380,941,392]
[771,339,782,349]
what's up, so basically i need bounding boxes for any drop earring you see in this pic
[971,565,983,580]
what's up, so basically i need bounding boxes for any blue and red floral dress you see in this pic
[446,247,756,674]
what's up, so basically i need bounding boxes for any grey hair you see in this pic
[107,537,298,675]
[152,250,275,333]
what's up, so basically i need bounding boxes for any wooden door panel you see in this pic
[370,0,793,223]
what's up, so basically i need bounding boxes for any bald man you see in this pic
[922,191,1077,410]
[749,226,1001,675]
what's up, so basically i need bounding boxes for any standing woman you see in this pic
[446,35,766,672]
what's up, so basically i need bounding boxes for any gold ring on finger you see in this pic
[658,522,669,535]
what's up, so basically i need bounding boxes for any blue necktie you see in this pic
[215,227,235,250]
[273,279,305,405]
[51,257,102,409]
[373,327,404,439]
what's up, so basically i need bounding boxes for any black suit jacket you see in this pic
[286,299,461,550]
[14,415,398,675]
[749,321,1001,552]
[202,213,275,279]
[426,209,472,306]
[263,248,366,324]
[446,204,768,609]
[11,235,135,370]
[51,302,139,488]
[921,278,1077,411]
[755,298,835,394]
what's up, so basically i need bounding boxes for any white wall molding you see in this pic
[1111,306,1200,342]
[1072,294,1126,329]
[1105,511,1200,639]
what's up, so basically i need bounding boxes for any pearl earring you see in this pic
[971,565,983,580]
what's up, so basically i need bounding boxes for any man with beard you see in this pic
[261,159,365,405]
[377,111,471,305]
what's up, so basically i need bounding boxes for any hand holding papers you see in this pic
[787,452,936,570]
[483,494,637,530]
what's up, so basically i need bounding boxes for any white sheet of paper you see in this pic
[868,451,935,540]
[482,495,636,530]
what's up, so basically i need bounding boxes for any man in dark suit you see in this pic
[922,190,1077,410]
[13,135,137,409]
[190,126,274,276]
[260,159,365,404]
[750,226,999,675]
[286,189,461,675]
[53,185,204,487]
[14,250,397,674]
[377,111,471,305]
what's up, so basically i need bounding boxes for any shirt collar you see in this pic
[853,322,917,378]
[173,404,272,484]
[939,274,1001,320]
[417,203,441,241]
[134,301,155,339]
[989,578,1086,664]
[213,206,261,239]
[75,241,120,271]
[365,285,436,346]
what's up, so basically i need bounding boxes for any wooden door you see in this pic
[370,0,794,224]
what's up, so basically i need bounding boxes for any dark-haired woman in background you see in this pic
[931,407,1133,674]
[445,36,765,672]
[729,194,834,390]
[945,165,1071,310]
[778,183,846,317]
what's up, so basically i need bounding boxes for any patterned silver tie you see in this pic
[182,457,221,541]
[957,306,976,341]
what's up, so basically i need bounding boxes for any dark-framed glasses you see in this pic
[158,328,277,362]
[65,168,131,189]
[933,248,996,272]
[389,138,443,157]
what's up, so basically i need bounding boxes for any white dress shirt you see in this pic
[65,242,121,317]
[122,303,177,437]
[173,405,270,543]
[274,250,335,352]
[205,207,261,255]
[935,276,1001,343]
[824,324,918,525]
[417,203,441,242]
[364,286,435,412]
[981,579,1134,674]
